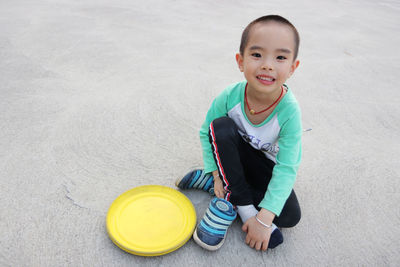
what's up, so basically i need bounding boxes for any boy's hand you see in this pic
[242,217,271,251]
[212,170,226,198]
[242,209,275,251]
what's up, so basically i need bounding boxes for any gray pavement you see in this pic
[1,0,399,266]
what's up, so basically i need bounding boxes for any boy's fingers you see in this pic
[262,241,268,251]
[242,223,248,232]
[255,241,262,251]
[245,234,251,244]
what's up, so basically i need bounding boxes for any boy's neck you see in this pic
[246,85,286,106]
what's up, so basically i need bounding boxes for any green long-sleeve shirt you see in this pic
[200,81,302,216]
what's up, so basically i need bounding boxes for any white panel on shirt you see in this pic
[228,103,280,163]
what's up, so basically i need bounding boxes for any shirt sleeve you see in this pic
[199,90,229,173]
[258,106,302,216]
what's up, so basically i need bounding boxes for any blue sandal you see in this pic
[175,168,215,195]
[193,197,237,250]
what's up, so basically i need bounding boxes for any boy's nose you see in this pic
[261,60,274,71]
[262,65,272,70]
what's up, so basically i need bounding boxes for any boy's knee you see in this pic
[275,207,301,228]
[210,117,238,141]
[286,209,301,228]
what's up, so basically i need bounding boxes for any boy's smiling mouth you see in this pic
[256,75,275,84]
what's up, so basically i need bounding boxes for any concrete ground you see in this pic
[1,0,399,266]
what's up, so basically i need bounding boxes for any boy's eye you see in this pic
[277,56,287,60]
[251,53,261,58]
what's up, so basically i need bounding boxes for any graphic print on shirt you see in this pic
[227,103,281,162]
[241,133,280,154]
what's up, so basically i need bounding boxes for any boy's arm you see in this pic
[258,108,302,216]
[243,108,302,251]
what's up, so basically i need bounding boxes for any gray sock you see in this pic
[237,204,278,232]
[236,204,258,223]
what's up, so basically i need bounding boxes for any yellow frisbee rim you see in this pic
[106,185,196,256]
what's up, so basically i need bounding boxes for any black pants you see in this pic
[209,117,301,228]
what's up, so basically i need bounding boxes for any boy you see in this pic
[176,15,302,252]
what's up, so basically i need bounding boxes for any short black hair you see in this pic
[239,15,300,60]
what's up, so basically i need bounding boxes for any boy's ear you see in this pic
[236,53,244,72]
[288,59,300,77]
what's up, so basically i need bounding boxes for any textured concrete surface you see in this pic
[1,0,399,266]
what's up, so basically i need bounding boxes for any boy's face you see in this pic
[236,22,299,96]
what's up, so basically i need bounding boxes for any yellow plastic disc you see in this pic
[106,185,196,256]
